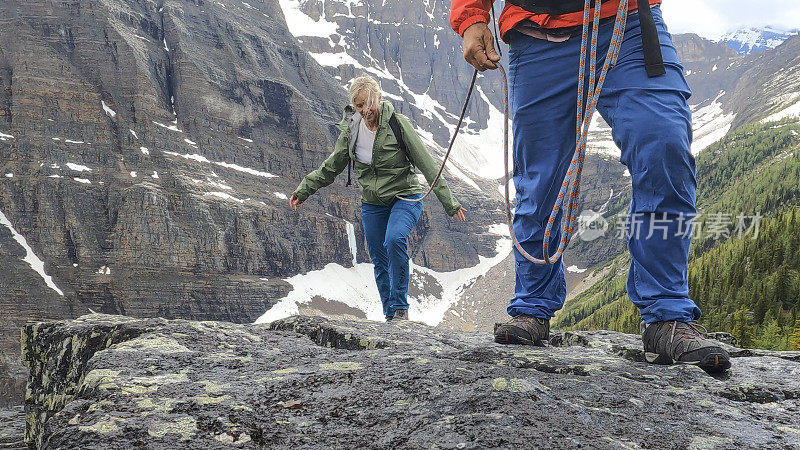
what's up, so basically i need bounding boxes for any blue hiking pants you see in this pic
[507,6,701,324]
[361,194,423,318]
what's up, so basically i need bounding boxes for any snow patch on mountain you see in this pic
[691,92,735,155]
[279,0,339,39]
[587,113,619,157]
[345,220,358,267]
[446,86,508,180]
[101,101,116,118]
[761,93,800,123]
[0,209,64,296]
[255,224,512,326]
[164,151,278,178]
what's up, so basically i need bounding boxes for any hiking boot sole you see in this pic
[645,351,731,373]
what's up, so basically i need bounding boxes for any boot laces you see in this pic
[669,321,708,346]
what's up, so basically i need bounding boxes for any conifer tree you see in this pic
[790,317,800,351]
[732,307,754,348]
[755,318,783,351]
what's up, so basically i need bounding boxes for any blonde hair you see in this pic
[349,75,381,110]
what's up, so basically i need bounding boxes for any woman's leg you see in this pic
[384,194,424,317]
[361,202,392,318]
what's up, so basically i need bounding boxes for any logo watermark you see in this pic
[574,211,762,241]
[576,209,609,242]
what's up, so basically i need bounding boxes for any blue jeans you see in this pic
[361,194,423,318]
[507,6,701,324]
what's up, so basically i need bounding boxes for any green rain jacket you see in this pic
[292,100,462,216]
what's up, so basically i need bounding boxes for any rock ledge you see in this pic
[21,314,800,449]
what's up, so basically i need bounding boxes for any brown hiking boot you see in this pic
[641,321,731,373]
[494,314,550,346]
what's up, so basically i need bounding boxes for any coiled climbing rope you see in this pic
[402,0,630,265]
[506,0,629,264]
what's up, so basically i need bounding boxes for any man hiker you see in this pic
[450,0,731,372]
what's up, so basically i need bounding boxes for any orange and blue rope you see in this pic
[502,0,629,265]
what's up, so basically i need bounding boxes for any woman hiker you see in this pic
[289,75,467,322]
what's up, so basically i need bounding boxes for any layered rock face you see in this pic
[283,0,505,148]
[671,33,800,128]
[20,314,800,449]
[0,0,503,406]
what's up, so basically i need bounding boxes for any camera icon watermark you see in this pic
[576,209,609,241]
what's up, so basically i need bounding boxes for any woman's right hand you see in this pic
[289,195,303,210]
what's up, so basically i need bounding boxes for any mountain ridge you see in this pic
[719,26,800,55]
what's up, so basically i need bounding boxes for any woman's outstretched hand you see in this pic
[453,207,467,221]
[289,195,303,210]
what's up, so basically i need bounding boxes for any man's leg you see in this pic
[504,30,585,321]
[596,6,700,324]
[384,195,424,318]
[361,202,392,318]
[596,6,729,371]
[494,29,586,345]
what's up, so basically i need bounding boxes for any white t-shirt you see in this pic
[355,119,376,165]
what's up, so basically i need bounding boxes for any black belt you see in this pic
[506,0,665,77]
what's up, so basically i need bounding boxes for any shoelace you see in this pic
[669,321,708,345]
[512,315,545,326]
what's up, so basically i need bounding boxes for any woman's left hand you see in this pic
[452,207,467,221]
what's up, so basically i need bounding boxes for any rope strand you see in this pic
[395,70,477,202]
[506,0,629,265]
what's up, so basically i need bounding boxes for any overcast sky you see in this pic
[660,0,800,40]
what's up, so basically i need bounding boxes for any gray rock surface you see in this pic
[3,0,800,435]
[0,406,24,449]
[21,314,800,449]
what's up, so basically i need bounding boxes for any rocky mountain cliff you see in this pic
[672,34,800,146]
[0,0,504,408]
[16,314,800,449]
[3,0,800,416]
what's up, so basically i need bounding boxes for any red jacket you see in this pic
[450,0,661,42]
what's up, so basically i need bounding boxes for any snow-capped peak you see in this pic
[719,26,799,55]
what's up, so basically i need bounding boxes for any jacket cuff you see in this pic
[457,14,489,36]
[293,189,309,202]
[446,202,462,217]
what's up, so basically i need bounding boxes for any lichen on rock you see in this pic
[18,314,800,449]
